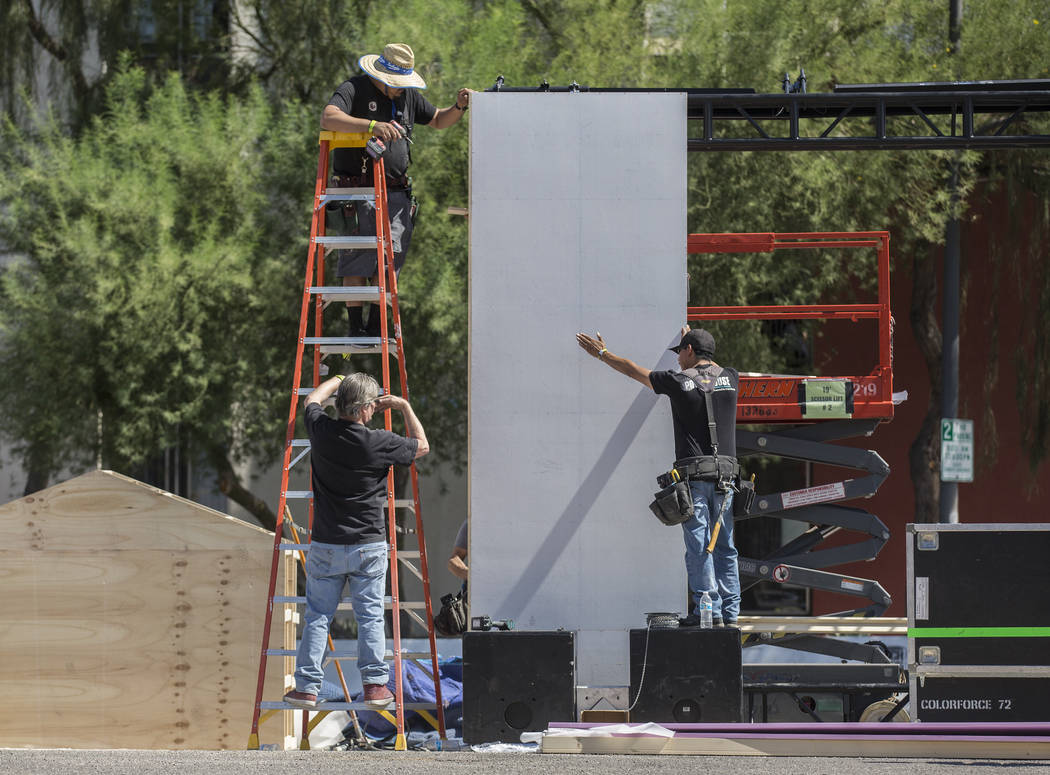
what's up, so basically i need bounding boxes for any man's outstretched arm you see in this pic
[575,331,652,389]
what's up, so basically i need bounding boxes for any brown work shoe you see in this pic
[362,683,394,709]
[283,690,319,709]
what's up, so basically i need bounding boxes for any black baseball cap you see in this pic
[670,328,716,356]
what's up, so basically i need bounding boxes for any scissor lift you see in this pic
[689,231,898,666]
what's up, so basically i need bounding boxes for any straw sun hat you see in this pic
[359,43,427,90]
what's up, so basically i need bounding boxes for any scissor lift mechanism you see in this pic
[689,231,895,664]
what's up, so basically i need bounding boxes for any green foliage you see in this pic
[4,0,1050,487]
[0,64,314,476]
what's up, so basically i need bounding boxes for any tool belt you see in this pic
[649,456,746,526]
[658,456,739,488]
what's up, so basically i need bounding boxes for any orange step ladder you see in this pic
[248,131,447,751]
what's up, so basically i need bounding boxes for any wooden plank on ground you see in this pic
[541,733,1050,758]
[737,615,908,635]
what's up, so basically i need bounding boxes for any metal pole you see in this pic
[939,162,961,523]
[940,0,963,523]
[949,0,963,53]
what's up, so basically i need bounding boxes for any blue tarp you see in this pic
[321,657,463,740]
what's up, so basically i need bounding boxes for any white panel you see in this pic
[469,92,688,686]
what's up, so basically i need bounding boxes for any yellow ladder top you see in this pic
[319,130,371,148]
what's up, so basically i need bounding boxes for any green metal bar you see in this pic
[909,627,1050,638]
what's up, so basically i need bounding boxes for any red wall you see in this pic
[806,186,1050,617]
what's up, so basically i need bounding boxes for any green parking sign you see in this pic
[940,418,973,482]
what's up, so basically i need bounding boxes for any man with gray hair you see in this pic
[283,372,429,710]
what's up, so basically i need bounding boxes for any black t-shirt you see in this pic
[650,364,739,461]
[327,74,437,185]
[304,402,418,544]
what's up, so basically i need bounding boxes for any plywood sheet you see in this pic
[6,469,272,550]
[468,93,688,686]
[0,471,284,748]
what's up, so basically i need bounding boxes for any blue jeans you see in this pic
[681,480,740,622]
[294,540,389,694]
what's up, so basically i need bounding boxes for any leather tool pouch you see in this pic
[733,475,756,517]
[434,590,468,636]
[649,480,695,526]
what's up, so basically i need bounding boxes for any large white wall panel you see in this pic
[469,93,688,686]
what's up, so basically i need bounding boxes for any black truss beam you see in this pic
[487,78,1050,151]
[686,88,1050,151]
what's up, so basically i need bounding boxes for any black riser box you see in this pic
[910,526,1050,666]
[911,676,1050,722]
[629,627,742,723]
[461,630,575,744]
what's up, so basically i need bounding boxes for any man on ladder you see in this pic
[321,42,472,338]
[283,373,429,710]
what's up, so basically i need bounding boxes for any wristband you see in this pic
[453,103,467,111]
[368,119,377,133]
[598,348,608,359]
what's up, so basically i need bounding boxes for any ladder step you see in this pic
[265,649,435,659]
[303,336,399,356]
[308,286,391,304]
[279,543,419,552]
[318,186,375,204]
[313,235,378,250]
[273,596,426,609]
[260,701,437,712]
[278,496,414,509]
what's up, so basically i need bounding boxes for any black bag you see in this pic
[649,480,695,526]
[434,590,468,636]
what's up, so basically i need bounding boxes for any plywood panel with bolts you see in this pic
[0,549,283,749]
[0,471,284,749]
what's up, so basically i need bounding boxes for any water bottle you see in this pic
[699,591,713,629]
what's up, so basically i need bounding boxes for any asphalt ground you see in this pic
[3,750,1050,775]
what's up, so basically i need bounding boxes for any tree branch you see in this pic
[210,446,278,532]
[21,0,88,95]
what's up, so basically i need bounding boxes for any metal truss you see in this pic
[488,77,1050,151]
[688,81,1050,151]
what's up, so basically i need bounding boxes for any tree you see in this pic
[0,64,317,528]
[1,0,236,127]
[2,0,1048,525]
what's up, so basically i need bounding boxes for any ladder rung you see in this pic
[260,701,436,712]
[279,540,418,553]
[278,497,414,508]
[318,186,375,202]
[265,649,435,659]
[290,439,310,447]
[304,336,399,356]
[313,235,379,250]
[294,390,336,408]
[323,186,375,196]
[308,286,391,304]
[273,596,426,609]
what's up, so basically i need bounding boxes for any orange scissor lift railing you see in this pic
[689,232,897,662]
[688,231,894,424]
[248,131,446,751]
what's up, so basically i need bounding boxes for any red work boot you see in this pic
[362,683,394,709]
[283,690,319,709]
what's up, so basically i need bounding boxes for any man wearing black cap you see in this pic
[575,326,741,627]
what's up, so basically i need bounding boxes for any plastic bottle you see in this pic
[699,591,713,629]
